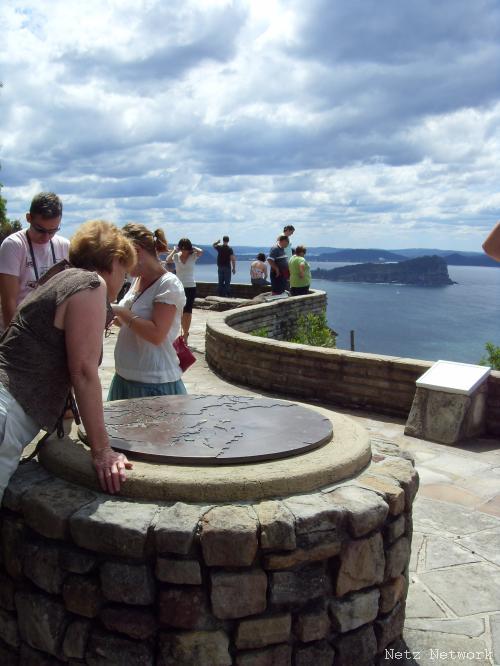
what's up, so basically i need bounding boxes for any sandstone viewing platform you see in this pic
[0,297,498,665]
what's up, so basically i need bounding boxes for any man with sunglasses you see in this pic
[0,192,69,329]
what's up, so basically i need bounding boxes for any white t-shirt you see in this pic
[173,253,198,288]
[114,272,186,383]
[0,230,70,305]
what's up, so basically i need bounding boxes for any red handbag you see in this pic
[173,336,196,372]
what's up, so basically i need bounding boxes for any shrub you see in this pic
[479,342,500,370]
[287,312,336,348]
[250,326,269,338]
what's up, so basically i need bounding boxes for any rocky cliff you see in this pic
[311,255,455,286]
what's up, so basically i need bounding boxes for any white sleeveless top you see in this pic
[173,253,198,288]
[114,273,186,383]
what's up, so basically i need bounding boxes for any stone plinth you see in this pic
[0,397,418,665]
[405,361,490,444]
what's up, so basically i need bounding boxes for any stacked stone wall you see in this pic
[0,442,418,665]
[486,373,500,435]
[196,282,271,300]
[206,291,429,418]
[205,290,500,433]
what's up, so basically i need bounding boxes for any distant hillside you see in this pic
[317,249,406,262]
[199,245,499,267]
[443,253,500,267]
[311,255,455,286]
[195,246,217,264]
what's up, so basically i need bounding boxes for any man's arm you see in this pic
[212,240,220,248]
[483,222,500,261]
[267,257,279,275]
[230,254,236,274]
[0,274,21,327]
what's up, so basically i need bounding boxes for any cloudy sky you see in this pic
[1,0,500,251]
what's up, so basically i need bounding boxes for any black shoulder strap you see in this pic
[20,392,80,465]
[27,235,58,283]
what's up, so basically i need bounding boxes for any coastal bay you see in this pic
[195,262,499,364]
[311,255,455,286]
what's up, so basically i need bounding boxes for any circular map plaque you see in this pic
[79,394,333,465]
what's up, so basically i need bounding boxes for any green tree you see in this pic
[0,84,21,244]
[479,342,500,371]
[0,183,22,245]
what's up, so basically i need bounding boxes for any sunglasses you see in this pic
[30,222,61,235]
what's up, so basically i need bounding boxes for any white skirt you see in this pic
[0,383,40,503]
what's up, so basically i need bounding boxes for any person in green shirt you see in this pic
[288,245,311,296]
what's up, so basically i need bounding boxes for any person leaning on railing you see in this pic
[288,245,311,296]
[0,220,137,503]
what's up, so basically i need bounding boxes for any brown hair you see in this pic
[295,245,306,255]
[30,192,63,218]
[122,223,168,255]
[70,220,136,272]
[178,238,193,252]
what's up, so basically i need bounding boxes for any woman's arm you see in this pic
[482,222,500,261]
[64,283,132,493]
[111,302,177,346]
[299,260,306,279]
[166,247,178,262]
[193,246,204,257]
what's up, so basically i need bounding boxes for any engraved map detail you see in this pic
[80,395,333,465]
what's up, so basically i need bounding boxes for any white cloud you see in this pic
[1,0,499,250]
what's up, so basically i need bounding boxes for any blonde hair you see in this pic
[122,223,168,255]
[70,220,136,272]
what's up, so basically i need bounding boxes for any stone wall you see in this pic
[205,290,500,433]
[0,441,418,665]
[205,290,429,419]
[486,374,500,435]
[196,282,271,300]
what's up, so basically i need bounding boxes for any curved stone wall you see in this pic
[0,441,418,665]
[205,290,500,431]
[196,281,271,300]
[205,290,428,418]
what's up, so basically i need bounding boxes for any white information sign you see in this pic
[416,360,490,396]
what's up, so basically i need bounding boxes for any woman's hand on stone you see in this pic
[110,304,126,316]
[92,447,133,494]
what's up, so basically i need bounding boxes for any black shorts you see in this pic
[183,286,197,313]
[290,286,310,296]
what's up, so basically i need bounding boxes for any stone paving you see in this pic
[100,311,500,665]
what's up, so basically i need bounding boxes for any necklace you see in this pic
[132,270,165,302]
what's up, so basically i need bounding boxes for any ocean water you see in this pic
[194,261,500,364]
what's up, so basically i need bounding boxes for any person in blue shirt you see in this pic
[267,236,290,295]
